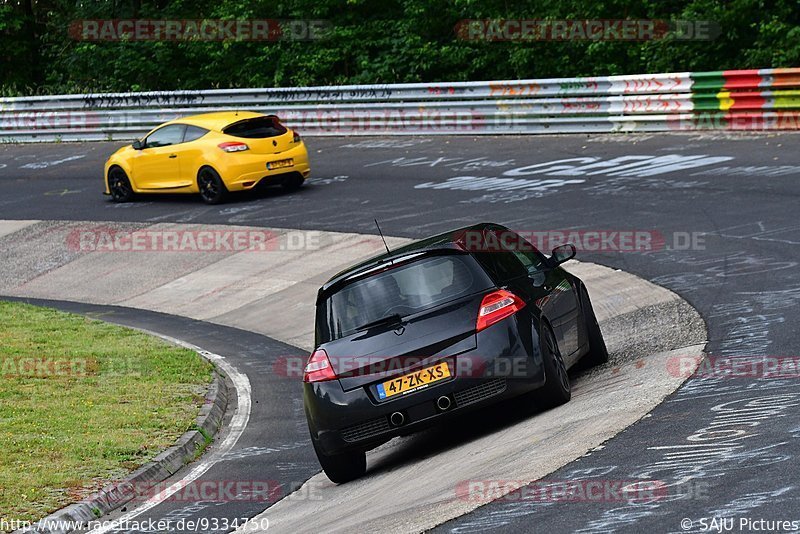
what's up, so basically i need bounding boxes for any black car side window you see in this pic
[497,229,548,276]
[495,250,528,280]
[473,229,551,283]
[470,230,528,282]
[511,247,548,276]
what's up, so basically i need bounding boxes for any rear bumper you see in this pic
[221,142,310,191]
[304,315,545,456]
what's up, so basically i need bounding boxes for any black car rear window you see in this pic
[222,117,286,138]
[318,253,493,342]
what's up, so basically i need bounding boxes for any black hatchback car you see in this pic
[303,223,608,483]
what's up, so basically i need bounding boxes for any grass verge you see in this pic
[0,301,213,525]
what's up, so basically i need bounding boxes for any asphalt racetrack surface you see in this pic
[2,131,800,533]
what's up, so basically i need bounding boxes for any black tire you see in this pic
[580,286,609,366]
[108,167,134,203]
[312,439,366,484]
[533,324,571,408]
[280,173,305,192]
[198,167,228,205]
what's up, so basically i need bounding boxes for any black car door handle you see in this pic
[168,154,177,158]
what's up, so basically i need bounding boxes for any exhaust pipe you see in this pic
[436,396,452,411]
[390,411,405,427]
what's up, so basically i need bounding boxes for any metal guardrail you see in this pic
[1,68,799,142]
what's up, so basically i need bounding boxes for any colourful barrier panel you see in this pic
[1,67,799,141]
[772,90,800,109]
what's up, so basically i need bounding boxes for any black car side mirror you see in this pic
[551,243,576,264]
[132,139,144,150]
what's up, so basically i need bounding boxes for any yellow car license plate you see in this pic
[267,158,293,170]
[377,362,450,400]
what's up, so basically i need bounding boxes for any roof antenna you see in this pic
[375,219,391,254]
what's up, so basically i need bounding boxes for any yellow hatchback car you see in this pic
[104,111,311,204]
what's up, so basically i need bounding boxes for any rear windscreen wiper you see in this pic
[356,313,403,332]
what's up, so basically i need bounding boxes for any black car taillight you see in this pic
[292,131,301,143]
[476,289,526,332]
[303,349,336,382]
